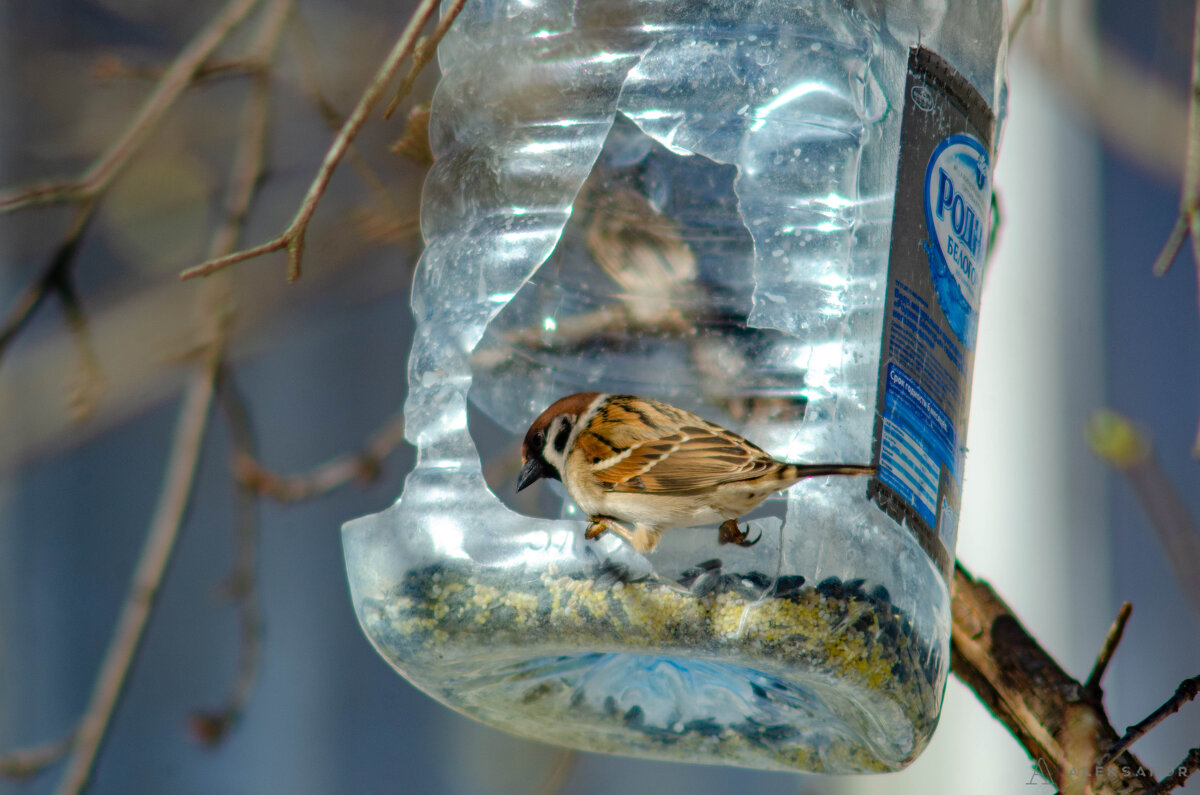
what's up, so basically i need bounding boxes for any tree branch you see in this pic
[1009,0,1037,43]
[0,201,101,413]
[1025,0,1190,184]
[180,0,468,283]
[0,735,72,781]
[1087,410,1200,620]
[0,0,263,214]
[54,358,219,795]
[0,3,289,783]
[950,563,1159,794]
[381,0,465,119]
[233,409,406,502]
[0,203,93,357]
[192,366,264,747]
[1084,601,1133,696]
[1150,0,1200,287]
[90,54,261,85]
[533,749,576,795]
[285,7,411,237]
[1100,677,1200,768]
[180,1,289,747]
[1149,747,1200,794]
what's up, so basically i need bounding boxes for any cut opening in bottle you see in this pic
[344,0,1007,773]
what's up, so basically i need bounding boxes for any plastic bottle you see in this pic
[344,0,1006,773]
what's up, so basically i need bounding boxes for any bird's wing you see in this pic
[579,412,777,495]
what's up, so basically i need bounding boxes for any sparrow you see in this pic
[517,393,875,553]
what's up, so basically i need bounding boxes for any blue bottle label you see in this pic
[869,48,997,583]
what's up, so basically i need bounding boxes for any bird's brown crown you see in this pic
[521,392,601,459]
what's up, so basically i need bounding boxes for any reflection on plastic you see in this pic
[343,0,1006,774]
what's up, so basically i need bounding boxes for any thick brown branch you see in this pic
[15,3,289,784]
[950,563,1158,794]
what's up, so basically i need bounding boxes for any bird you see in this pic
[517,393,875,553]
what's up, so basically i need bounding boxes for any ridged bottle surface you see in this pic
[344,0,1006,773]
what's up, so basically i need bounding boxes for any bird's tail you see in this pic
[779,463,876,483]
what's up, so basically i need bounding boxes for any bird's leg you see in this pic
[719,518,761,547]
[600,521,638,548]
[586,515,633,544]
[585,516,660,554]
[630,524,662,554]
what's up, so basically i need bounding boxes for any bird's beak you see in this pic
[516,458,546,492]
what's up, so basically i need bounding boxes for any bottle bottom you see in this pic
[358,553,944,773]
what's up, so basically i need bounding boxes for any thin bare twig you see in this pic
[1088,410,1200,620]
[1009,0,1037,43]
[533,749,576,795]
[59,266,106,422]
[1085,601,1133,696]
[0,0,263,214]
[1148,747,1200,794]
[180,0,467,283]
[182,1,288,747]
[0,201,96,361]
[1099,676,1200,769]
[0,197,106,418]
[90,54,260,84]
[382,0,465,119]
[1151,0,1200,287]
[234,410,406,501]
[0,734,72,781]
[207,0,291,262]
[8,3,289,783]
[390,103,433,165]
[193,366,264,747]
[287,8,409,232]
[0,0,266,415]
[55,359,219,795]
[1026,0,1189,183]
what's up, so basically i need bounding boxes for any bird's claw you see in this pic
[718,519,760,547]
[585,518,609,540]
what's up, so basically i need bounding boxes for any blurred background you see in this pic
[0,0,1197,793]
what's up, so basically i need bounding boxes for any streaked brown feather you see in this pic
[587,396,781,495]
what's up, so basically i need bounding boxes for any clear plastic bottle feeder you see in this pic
[343,0,1006,774]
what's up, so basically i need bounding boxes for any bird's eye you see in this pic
[532,430,545,448]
